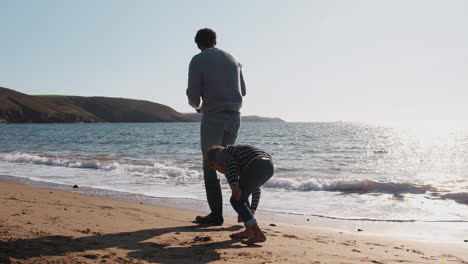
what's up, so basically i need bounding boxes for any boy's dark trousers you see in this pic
[230,158,274,226]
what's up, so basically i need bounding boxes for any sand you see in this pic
[0,181,467,264]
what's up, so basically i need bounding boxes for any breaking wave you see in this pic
[0,152,458,196]
[0,152,201,182]
[264,177,436,194]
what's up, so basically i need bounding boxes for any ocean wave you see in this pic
[264,177,436,194]
[0,152,101,169]
[0,152,201,182]
[0,152,449,195]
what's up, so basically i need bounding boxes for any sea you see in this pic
[1,122,467,223]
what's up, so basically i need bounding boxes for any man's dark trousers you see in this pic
[200,111,240,220]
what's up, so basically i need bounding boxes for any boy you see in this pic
[206,144,274,244]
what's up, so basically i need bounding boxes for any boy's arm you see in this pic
[250,188,261,212]
[221,152,241,185]
[219,151,242,200]
[231,183,241,201]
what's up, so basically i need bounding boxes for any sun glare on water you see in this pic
[387,120,468,143]
[376,120,468,186]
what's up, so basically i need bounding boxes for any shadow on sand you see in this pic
[1,224,247,264]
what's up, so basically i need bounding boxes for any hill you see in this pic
[0,87,285,124]
[0,87,187,123]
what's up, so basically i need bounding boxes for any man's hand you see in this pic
[230,183,241,201]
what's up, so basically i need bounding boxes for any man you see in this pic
[186,28,246,226]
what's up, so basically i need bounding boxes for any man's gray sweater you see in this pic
[186,47,246,113]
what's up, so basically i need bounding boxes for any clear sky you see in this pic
[1,0,467,123]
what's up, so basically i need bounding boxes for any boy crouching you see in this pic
[206,144,274,244]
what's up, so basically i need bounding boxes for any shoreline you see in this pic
[0,178,467,263]
[1,174,467,244]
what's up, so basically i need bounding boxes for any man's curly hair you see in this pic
[195,28,217,47]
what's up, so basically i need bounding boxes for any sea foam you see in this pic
[0,152,457,196]
[0,152,201,182]
[264,177,435,194]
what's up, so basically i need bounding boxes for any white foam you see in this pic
[264,177,435,194]
[0,152,202,182]
[0,152,455,195]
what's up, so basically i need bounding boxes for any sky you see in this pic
[1,0,467,123]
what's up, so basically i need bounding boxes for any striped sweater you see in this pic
[215,144,272,210]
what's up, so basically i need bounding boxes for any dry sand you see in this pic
[1,181,467,264]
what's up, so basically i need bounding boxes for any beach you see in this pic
[2,1,468,263]
[1,179,467,264]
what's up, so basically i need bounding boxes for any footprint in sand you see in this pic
[282,234,299,239]
[193,235,212,242]
[365,242,385,247]
[313,237,327,244]
[82,254,99,260]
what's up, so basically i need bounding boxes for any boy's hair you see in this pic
[195,28,217,47]
[206,145,224,167]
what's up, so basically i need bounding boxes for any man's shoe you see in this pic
[194,213,224,226]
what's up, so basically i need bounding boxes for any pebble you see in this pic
[357,229,363,232]
[73,185,79,188]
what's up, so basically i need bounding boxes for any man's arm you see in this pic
[186,57,202,109]
[240,68,246,96]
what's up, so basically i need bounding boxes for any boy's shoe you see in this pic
[195,213,224,226]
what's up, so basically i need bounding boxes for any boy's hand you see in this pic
[230,183,241,201]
